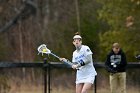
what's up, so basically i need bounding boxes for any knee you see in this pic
[76,90,81,93]
[81,90,87,93]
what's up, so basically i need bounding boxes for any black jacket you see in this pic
[105,49,127,73]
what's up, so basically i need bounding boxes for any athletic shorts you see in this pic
[76,75,96,84]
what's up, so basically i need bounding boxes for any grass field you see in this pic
[3,71,140,93]
[9,85,140,93]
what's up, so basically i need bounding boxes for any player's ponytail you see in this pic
[75,32,80,35]
[73,32,82,39]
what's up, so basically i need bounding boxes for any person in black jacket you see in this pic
[135,54,140,60]
[105,42,127,93]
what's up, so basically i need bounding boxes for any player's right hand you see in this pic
[59,58,67,62]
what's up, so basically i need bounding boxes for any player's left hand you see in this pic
[72,64,79,69]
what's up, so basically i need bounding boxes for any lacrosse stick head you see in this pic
[37,44,51,55]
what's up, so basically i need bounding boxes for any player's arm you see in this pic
[72,54,92,69]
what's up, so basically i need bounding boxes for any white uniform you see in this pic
[72,45,97,84]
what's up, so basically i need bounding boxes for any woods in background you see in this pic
[0,0,140,62]
[0,0,140,92]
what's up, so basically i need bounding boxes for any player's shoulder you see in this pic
[81,45,91,52]
[73,50,77,54]
[81,45,90,50]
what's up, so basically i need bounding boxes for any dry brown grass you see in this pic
[9,85,140,93]
[7,76,140,93]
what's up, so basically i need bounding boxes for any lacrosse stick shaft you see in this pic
[50,52,79,69]
[50,53,73,66]
[50,53,60,59]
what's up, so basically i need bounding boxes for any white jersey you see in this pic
[72,45,97,84]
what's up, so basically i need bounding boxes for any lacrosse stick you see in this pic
[37,44,76,68]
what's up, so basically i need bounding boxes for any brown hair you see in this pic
[73,32,82,40]
[112,43,120,48]
[75,32,80,35]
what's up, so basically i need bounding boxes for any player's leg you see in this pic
[76,83,84,93]
[110,73,118,93]
[81,83,92,93]
[119,72,126,93]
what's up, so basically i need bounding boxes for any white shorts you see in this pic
[76,75,96,84]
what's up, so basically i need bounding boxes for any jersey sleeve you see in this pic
[72,52,76,63]
[84,46,93,56]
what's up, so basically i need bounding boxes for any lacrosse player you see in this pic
[105,43,127,93]
[60,32,97,93]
